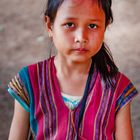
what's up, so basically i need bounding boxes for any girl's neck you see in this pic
[54,55,92,77]
[54,55,92,96]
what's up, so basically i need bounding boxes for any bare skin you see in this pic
[8,100,29,140]
[54,55,92,96]
[115,103,133,140]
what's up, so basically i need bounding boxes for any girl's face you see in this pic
[46,0,106,63]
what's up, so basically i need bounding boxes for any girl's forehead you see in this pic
[62,0,98,7]
[56,0,104,20]
[66,0,84,5]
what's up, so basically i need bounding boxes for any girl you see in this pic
[8,0,138,139]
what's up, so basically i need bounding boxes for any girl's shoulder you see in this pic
[115,71,136,87]
[112,71,137,93]
[29,56,54,67]
[13,57,54,92]
[7,57,55,112]
[114,71,138,113]
[19,57,55,74]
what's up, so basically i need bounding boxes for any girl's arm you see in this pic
[8,100,30,140]
[115,103,133,140]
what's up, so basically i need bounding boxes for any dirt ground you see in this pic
[0,0,140,139]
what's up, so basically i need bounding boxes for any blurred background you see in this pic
[0,0,140,139]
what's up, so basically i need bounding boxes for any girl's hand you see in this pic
[115,103,133,140]
[8,100,29,140]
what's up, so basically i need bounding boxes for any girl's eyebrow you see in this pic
[89,19,103,22]
[63,17,78,20]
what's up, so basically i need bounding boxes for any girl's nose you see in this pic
[74,28,88,44]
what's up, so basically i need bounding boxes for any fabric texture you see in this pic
[8,56,138,140]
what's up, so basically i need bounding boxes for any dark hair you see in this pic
[44,0,118,87]
[45,0,113,25]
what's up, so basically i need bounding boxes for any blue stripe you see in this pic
[116,83,138,113]
[8,88,30,112]
[116,83,133,105]
[19,66,38,138]
[118,89,138,111]
[62,96,80,109]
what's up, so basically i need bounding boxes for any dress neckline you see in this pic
[50,56,97,112]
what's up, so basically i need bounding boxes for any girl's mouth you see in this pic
[73,48,89,53]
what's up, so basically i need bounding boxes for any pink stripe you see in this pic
[81,73,102,139]
[115,73,130,101]
[94,79,106,140]
[28,64,44,139]
[99,90,111,140]
[103,91,115,140]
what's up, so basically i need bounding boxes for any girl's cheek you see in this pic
[63,31,74,38]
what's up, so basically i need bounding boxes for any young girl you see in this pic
[8,0,138,139]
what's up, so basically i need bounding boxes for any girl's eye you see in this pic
[88,24,98,29]
[65,23,75,28]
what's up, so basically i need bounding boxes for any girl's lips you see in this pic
[72,48,89,53]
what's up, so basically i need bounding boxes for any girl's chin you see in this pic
[68,55,92,63]
[55,54,92,64]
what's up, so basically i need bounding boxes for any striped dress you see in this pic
[8,57,138,140]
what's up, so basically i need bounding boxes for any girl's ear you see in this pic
[44,16,53,37]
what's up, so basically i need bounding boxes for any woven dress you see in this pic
[8,56,138,140]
